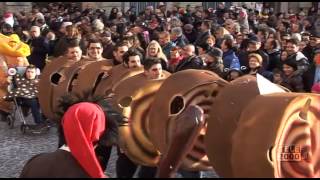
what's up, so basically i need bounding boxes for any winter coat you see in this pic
[281,74,305,92]
[222,49,240,70]
[175,55,204,72]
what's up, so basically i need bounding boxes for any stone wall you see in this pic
[0,2,32,15]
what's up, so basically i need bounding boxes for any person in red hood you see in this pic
[20,102,107,178]
[168,46,184,72]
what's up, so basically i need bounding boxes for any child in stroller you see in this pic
[3,65,49,133]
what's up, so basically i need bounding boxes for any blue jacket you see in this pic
[162,41,176,60]
[222,50,240,70]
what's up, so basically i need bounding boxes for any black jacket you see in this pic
[285,52,309,76]
[204,61,224,78]
[265,49,281,71]
[173,35,189,48]
[194,31,211,46]
[281,74,305,92]
[175,55,204,72]
[27,36,50,70]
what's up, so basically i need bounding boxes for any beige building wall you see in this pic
[0,2,315,15]
[0,2,32,14]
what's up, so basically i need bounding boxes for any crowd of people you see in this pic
[1,2,320,93]
[1,1,318,178]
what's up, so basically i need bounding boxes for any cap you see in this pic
[248,35,260,43]
[283,59,298,70]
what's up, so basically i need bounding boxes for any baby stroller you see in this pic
[5,66,50,134]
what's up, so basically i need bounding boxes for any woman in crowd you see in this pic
[145,40,168,71]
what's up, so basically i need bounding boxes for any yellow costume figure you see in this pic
[0,33,30,113]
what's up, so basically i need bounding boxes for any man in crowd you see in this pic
[84,39,109,61]
[27,26,50,71]
[175,44,204,72]
[112,42,129,65]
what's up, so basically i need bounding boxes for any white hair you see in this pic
[291,33,302,42]
[92,19,104,32]
[171,27,183,37]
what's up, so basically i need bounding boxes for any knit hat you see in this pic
[207,47,223,59]
[311,83,320,93]
[62,102,106,178]
[3,12,14,27]
[283,59,298,70]
[248,34,260,43]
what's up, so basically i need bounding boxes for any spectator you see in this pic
[183,24,197,44]
[206,35,216,48]
[203,47,224,77]
[245,53,273,81]
[111,42,129,65]
[171,27,189,48]
[101,31,115,59]
[284,38,309,76]
[264,38,281,71]
[158,31,176,60]
[109,7,119,21]
[221,38,240,70]
[272,68,284,85]
[168,46,183,72]
[46,31,57,57]
[1,23,14,36]
[175,44,203,72]
[237,6,249,33]
[238,35,269,71]
[4,65,45,127]
[145,40,168,71]
[53,24,81,58]
[35,18,50,37]
[194,20,212,46]
[281,60,305,92]
[27,26,50,71]
[196,42,212,56]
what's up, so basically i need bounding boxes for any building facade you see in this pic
[0,2,317,15]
